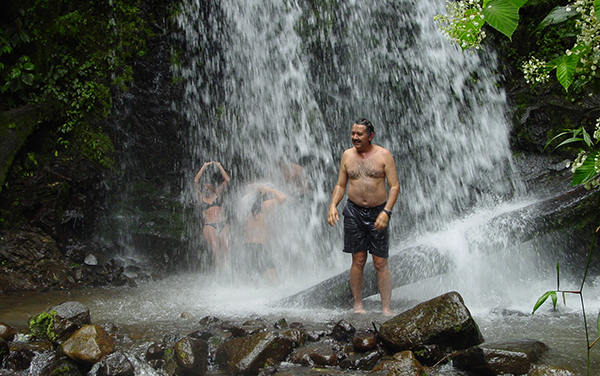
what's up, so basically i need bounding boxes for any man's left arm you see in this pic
[375,150,400,230]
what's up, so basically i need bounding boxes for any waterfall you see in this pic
[173,0,522,288]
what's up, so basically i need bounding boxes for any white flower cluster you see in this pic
[434,0,486,50]
[522,56,551,84]
[594,117,600,140]
[524,0,599,85]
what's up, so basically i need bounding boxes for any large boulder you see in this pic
[215,331,294,374]
[162,336,208,376]
[378,291,483,357]
[61,325,115,365]
[452,339,549,375]
[370,350,427,376]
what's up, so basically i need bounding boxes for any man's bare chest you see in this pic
[347,159,384,180]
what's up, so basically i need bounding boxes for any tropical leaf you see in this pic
[533,291,554,314]
[595,0,600,20]
[482,0,520,40]
[572,151,600,186]
[507,0,528,8]
[555,53,579,91]
[534,5,579,32]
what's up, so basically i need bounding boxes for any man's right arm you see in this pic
[328,152,349,227]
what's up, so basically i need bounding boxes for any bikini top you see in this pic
[199,196,222,212]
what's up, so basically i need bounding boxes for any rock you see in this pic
[173,336,208,376]
[61,324,115,365]
[278,245,451,309]
[28,350,83,376]
[378,291,483,357]
[371,350,427,376]
[89,351,135,376]
[452,339,549,375]
[215,331,294,374]
[280,328,307,347]
[339,349,382,370]
[3,341,52,371]
[288,342,339,367]
[0,337,7,364]
[145,342,165,361]
[221,319,267,337]
[0,322,18,341]
[331,319,355,342]
[353,330,378,352]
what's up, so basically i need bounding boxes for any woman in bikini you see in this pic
[194,161,231,272]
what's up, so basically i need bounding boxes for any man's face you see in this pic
[351,123,373,150]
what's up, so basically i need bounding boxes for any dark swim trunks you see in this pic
[342,199,389,258]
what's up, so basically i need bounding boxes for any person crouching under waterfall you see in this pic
[194,161,231,272]
[243,184,287,285]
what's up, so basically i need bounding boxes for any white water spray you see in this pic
[173,0,538,307]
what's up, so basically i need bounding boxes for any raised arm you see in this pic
[261,185,287,213]
[214,162,231,196]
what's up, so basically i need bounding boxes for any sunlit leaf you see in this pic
[482,0,520,40]
[595,0,600,20]
[550,291,558,309]
[555,53,579,91]
[534,5,579,32]
[572,151,600,186]
[533,291,553,314]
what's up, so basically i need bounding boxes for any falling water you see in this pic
[173,0,522,288]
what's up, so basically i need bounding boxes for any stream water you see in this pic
[2,0,600,374]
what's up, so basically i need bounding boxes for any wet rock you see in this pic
[452,339,549,375]
[61,324,115,365]
[274,318,288,329]
[215,331,294,374]
[0,337,7,364]
[3,341,52,371]
[0,230,75,292]
[412,343,445,366]
[331,319,355,342]
[198,315,222,328]
[371,350,426,376]
[89,351,135,376]
[288,342,339,367]
[339,349,382,370]
[28,350,83,376]
[280,328,307,347]
[353,330,378,352]
[378,291,483,357]
[0,322,18,341]
[174,336,208,376]
[145,342,165,361]
[529,364,578,375]
[221,319,267,337]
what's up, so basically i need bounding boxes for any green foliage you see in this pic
[482,0,522,40]
[0,0,151,167]
[28,310,58,341]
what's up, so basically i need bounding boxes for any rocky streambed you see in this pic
[0,291,580,376]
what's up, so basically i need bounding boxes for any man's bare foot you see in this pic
[354,308,366,314]
[382,309,393,317]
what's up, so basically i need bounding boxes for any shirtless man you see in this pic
[327,118,400,316]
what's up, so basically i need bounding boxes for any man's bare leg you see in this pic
[373,255,393,316]
[350,252,367,313]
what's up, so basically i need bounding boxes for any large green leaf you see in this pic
[482,0,520,40]
[595,0,600,20]
[507,0,528,8]
[572,151,600,186]
[534,5,579,32]
[555,53,579,91]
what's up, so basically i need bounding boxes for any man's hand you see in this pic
[328,207,339,227]
[374,211,389,230]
